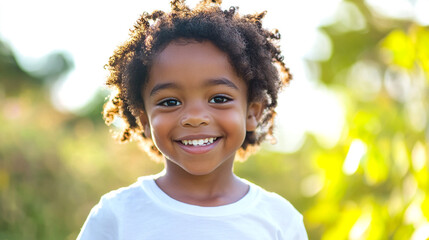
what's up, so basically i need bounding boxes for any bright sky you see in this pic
[0,0,427,153]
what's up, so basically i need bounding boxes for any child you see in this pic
[78,0,308,239]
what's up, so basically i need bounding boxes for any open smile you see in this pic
[175,136,222,154]
[180,137,218,146]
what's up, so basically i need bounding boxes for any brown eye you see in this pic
[209,95,231,104]
[158,98,181,107]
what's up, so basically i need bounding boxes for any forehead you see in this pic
[146,40,245,91]
[153,40,231,70]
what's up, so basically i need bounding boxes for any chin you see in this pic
[173,160,224,177]
[181,166,218,176]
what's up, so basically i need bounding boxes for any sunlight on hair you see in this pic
[343,139,367,175]
[111,116,127,130]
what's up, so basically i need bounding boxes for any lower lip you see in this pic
[177,138,220,154]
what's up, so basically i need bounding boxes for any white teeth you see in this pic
[181,137,217,146]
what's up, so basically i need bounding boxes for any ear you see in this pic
[139,111,151,138]
[246,102,263,132]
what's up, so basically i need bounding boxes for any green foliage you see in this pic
[300,0,429,239]
[382,26,429,74]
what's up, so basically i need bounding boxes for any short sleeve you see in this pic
[283,213,308,240]
[294,214,308,240]
[77,196,118,240]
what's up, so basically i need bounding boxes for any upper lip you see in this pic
[175,134,220,141]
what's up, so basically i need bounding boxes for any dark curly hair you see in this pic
[103,0,291,159]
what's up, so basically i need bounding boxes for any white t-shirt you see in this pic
[77,174,308,240]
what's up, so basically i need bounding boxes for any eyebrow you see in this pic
[149,82,180,96]
[149,77,239,96]
[205,78,239,90]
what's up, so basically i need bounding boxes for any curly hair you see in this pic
[103,0,291,159]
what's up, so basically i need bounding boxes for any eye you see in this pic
[158,98,181,107]
[209,95,232,104]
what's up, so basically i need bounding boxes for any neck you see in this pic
[155,160,248,207]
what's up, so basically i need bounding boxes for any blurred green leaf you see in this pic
[382,29,415,69]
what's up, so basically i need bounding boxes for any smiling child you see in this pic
[77,0,308,239]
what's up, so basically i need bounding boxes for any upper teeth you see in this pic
[181,137,217,146]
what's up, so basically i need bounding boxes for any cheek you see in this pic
[149,114,174,145]
[216,109,247,139]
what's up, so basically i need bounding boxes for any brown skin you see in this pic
[140,40,262,207]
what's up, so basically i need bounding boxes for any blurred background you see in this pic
[1,0,428,239]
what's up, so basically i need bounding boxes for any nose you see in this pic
[180,102,210,127]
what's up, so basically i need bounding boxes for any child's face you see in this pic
[140,40,260,176]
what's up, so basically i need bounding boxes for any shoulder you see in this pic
[246,181,308,239]
[100,175,155,208]
[77,175,156,240]
[247,181,301,217]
